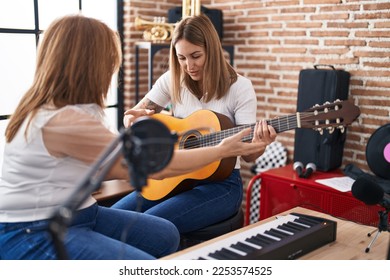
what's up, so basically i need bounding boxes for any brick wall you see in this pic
[122,0,390,205]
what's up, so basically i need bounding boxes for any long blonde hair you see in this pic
[169,14,237,103]
[5,14,122,142]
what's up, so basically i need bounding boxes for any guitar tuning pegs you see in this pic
[325,119,334,133]
[316,127,324,135]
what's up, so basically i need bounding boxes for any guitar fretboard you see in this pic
[184,113,299,149]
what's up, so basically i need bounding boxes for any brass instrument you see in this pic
[135,0,201,42]
[135,16,174,42]
[182,0,201,18]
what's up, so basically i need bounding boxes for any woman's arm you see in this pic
[123,97,164,127]
[149,127,265,180]
[42,108,130,181]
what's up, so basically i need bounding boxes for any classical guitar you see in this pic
[141,100,360,200]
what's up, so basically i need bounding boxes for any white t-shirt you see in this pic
[0,104,116,222]
[146,71,257,169]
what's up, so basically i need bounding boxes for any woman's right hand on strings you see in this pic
[123,109,155,127]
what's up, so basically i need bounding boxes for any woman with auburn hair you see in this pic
[115,14,276,234]
[0,14,269,259]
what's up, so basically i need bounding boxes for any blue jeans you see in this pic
[0,203,179,260]
[112,169,243,233]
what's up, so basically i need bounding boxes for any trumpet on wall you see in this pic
[134,16,175,42]
[135,0,201,42]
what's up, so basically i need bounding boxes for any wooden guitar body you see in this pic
[141,110,236,200]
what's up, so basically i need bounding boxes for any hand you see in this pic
[123,109,155,127]
[252,120,277,145]
[217,128,265,158]
[237,120,277,162]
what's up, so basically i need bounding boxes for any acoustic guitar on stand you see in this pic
[141,100,360,201]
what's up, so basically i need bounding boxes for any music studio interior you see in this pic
[1,0,390,260]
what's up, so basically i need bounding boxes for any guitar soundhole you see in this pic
[180,130,202,150]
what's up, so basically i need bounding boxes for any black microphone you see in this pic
[293,161,304,177]
[351,177,390,209]
[302,162,316,178]
[122,117,177,191]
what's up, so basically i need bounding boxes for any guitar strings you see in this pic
[178,111,336,149]
[179,114,297,149]
[180,114,302,149]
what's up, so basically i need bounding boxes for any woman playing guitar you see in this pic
[113,14,276,234]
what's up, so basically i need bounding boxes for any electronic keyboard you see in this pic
[169,212,337,260]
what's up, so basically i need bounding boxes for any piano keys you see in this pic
[170,212,337,260]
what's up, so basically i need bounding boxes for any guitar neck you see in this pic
[199,113,299,147]
[143,100,359,201]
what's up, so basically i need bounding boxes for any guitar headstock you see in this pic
[299,100,360,134]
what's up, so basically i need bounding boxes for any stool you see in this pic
[180,208,244,249]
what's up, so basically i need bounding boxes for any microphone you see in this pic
[302,162,316,178]
[122,117,177,191]
[351,177,390,209]
[293,161,304,177]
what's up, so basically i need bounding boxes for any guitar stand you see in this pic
[365,208,389,253]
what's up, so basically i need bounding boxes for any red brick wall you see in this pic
[122,0,390,202]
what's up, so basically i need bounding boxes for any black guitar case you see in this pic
[293,65,351,171]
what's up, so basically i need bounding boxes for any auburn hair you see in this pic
[6,14,122,142]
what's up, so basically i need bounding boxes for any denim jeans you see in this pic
[0,203,179,260]
[112,169,243,233]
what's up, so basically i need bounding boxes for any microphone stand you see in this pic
[48,117,175,259]
[48,128,130,260]
[365,208,389,253]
